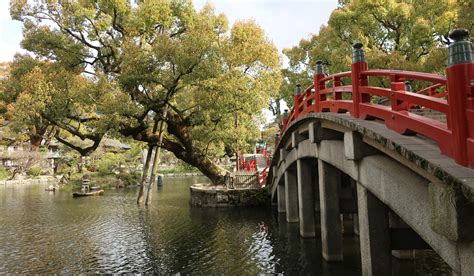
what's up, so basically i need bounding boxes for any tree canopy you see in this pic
[6,0,281,184]
[0,54,113,153]
[281,0,473,105]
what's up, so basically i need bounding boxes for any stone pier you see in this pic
[319,160,343,261]
[297,159,316,237]
[285,169,299,223]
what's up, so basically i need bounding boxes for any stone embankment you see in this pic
[1,176,58,186]
[163,172,203,177]
[190,184,267,207]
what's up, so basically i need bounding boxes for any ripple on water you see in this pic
[0,178,451,274]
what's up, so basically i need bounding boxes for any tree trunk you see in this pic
[234,112,239,172]
[137,145,154,204]
[145,106,168,206]
[161,138,225,184]
[275,98,282,129]
[144,145,158,205]
[120,111,226,186]
[77,155,85,173]
[137,119,159,205]
[163,112,226,185]
[30,135,42,151]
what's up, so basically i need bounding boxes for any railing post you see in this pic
[313,60,326,112]
[390,76,409,111]
[293,84,303,119]
[351,43,369,118]
[405,81,412,93]
[446,28,474,167]
[282,109,289,130]
[405,81,417,109]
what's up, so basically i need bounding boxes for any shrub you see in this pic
[117,170,141,186]
[56,157,78,175]
[27,166,42,177]
[0,167,11,180]
[96,152,125,175]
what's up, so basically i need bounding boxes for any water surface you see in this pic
[0,177,363,274]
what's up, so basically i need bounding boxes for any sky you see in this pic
[0,0,339,62]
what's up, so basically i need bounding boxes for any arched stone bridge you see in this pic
[266,30,474,275]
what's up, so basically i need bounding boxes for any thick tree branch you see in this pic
[55,135,102,156]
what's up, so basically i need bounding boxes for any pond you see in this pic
[0,177,447,274]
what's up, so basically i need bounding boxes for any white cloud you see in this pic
[0,1,9,18]
[194,0,337,51]
[0,44,25,62]
[0,0,23,62]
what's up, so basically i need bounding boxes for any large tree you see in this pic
[0,56,58,149]
[281,0,471,105]
[0,54,110,155]
[10,0,281,184]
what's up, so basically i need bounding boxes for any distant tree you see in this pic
[0,62,9,79]
[0,56,55,149]
[0,55,107,155]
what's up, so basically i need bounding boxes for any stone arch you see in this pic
[269,113,474,275]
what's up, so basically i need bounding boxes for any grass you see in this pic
[0,168,10,180]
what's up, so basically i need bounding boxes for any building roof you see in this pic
[102,138,131,150]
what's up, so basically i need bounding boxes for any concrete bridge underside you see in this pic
[268,113,474,275]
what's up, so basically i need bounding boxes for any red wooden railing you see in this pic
[278,30,474,169]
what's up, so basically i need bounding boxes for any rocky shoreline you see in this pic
[162,172,204,177]
[1,176,58,186]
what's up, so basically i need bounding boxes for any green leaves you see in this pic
[282,0,469,106]
[9,0,282,178]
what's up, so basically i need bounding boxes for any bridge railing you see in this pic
[279,29,474,169]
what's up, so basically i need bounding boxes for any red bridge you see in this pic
[268,29,474,275]
[279,31,473,169]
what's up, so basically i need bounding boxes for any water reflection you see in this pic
[0,178,446,274]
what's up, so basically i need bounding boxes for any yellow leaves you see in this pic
[129,0,173,34]
[225,20,279,69]
[7,66,52,123]
[392,2,412,20]
[98,0,130,14]
[9,0,28,20]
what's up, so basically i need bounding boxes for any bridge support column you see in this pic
[353,214,359,236]
[350,179,359,236]
[357,184,391,275]
[285,170,299,223]
[318,160,343,261]
[297,159,316,237]
[277,184,286,213]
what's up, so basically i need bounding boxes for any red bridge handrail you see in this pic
[319,71,352,83]
[278,39,474,169]
[361,69,447,83]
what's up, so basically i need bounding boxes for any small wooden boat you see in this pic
[72,189,104,197]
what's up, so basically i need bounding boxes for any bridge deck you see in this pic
[273,112,474,192]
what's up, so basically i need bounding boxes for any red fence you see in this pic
[279,30,474,169]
